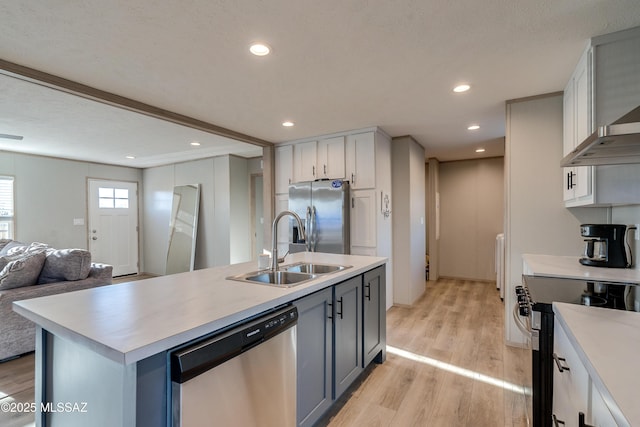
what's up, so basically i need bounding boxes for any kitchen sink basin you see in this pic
[227,270,317,287]
[281,262,351,275]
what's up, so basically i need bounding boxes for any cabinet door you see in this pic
[350,189,376,249]
[346,132,375,189]
[573,57,592,200]
[563,82,577,202]
[317,136,345,179]
[294,141,317,183]
[293,288,333,427]
[363,266,386,367]
[553,320,589,427]
[275,145,293,194]
[334,277,363,399]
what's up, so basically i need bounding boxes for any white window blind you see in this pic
[0,176,15,239]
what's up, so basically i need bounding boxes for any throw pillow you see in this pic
[0,240,26,257]
[0,239,12,253]
[38,249,92,284]
[0,242,49,270]
[0,251,47,291]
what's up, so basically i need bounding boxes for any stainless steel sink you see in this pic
[281,262,351,275]
[227,270,317,287]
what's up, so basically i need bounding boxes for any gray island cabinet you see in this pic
[12,252,386,427]
[294,265,385,426]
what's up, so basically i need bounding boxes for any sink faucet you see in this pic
[271,210,306,272]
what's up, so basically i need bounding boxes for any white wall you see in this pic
[0,151,141,251]
[142,155,254,275]
[229,156,251,264]
[611,205,640,268]
[392,136,426,306]
[504,94,607,346]
[439,157,504,281]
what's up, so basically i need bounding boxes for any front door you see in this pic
[88,179,139,277]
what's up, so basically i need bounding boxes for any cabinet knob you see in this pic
[312,165,315,177]
[92,236,98,241]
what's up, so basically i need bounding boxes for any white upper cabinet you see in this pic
[563,47,594,206]
[293,141,318,183]
[562,26,640,207]
[346,132,376,189]
[317,136,345,180]
[275,145,293,194]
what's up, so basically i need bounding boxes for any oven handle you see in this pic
[512,303,532,337]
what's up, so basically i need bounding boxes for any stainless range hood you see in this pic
[561,105,640,166]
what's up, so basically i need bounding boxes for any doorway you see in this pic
[88,179,139,277]
[250,174,264,260]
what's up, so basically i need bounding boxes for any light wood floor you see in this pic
[0,278,531,427]
[320,278,532,426]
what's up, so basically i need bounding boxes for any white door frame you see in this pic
[87,178,140,277]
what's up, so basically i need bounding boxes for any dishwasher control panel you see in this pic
[170,305,298,384]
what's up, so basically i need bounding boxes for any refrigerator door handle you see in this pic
[305,206,312,252]
[310,205,318,252]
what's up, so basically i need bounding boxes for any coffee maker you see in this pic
[579,224,631,268]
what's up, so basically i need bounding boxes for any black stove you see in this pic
[516,276,636,427]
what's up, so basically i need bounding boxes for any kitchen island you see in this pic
[13,252,387,427]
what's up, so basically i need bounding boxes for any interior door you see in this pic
[88,179,139,277]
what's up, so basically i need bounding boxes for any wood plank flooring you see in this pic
[0,278,531,427]
[320,278,531,426]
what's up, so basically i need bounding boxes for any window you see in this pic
[98,187,130,209]
[0,176,15,239]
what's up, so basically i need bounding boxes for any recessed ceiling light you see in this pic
[467,125,480,130]
[282,121,295,127]
[453,84,471,93]
[125,155,136,159]
[249,43,271,56]
[190,141,201,146]
[475,148,486,153]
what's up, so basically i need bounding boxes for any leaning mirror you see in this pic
[166,184,201,275]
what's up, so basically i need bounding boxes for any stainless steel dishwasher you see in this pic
[170,305,298,427]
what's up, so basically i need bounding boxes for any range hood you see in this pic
[561,105,640,166]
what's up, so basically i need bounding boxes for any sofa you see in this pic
[0,240,113,361]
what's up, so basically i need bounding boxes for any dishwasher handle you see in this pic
[171,306,298,384]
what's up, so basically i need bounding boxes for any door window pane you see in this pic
[99,187,130,209]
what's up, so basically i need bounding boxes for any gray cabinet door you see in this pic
[293,287,333,427]
[333,276,363,399]
[363,265,386,366]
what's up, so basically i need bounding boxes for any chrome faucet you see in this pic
[271,210,306,271]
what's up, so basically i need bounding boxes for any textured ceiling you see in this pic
[1,0,640,167]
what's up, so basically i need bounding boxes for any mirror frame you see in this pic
[166,184,201,275]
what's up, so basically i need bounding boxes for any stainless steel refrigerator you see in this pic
[288,180,350,254]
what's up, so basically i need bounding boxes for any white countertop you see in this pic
[523,254,640,284]
[13,252,386,365]
[553,303,640,427]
